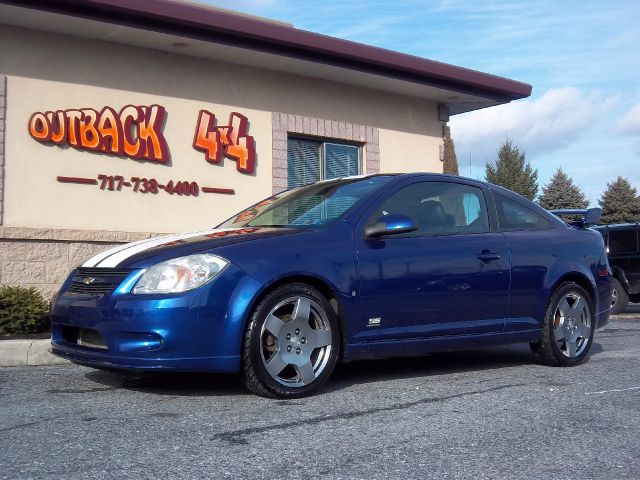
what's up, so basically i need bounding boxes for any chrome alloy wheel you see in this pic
[553,292,592,358]
[260,296,333,387]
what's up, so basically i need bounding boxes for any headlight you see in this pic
[132,254,228,294]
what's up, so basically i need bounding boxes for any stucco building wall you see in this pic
[0,25,445,298]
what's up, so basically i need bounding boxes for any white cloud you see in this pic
[614,103,640,135]
[450,87,617,162]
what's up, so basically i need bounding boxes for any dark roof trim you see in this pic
[3,0,532,102]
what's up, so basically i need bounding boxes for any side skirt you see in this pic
[343,330,541,362]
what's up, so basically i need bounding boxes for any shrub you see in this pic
[0,286,50,335]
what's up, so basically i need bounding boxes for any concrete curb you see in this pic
[0,339,69,367]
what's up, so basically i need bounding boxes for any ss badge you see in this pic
[368,317,381,327]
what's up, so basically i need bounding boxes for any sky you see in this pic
[202,0,640,205]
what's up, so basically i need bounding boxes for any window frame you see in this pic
[287,135,363,188]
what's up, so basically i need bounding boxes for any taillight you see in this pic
[597,249,612,277]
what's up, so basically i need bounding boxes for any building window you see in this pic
[287,137,361,188]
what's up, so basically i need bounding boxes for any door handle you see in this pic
[477,251,501,262]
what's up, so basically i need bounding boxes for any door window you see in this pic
[369,182,490,236]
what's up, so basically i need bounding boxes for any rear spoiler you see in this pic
[549,208,601,227]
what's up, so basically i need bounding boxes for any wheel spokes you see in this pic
[576,320,590,339]
[558,298,572,317]
[554,325,567,341]
[572,296,587,316]
[264,314,286,338]
[292,297,311,323]
[295,360,316,385]
[265,351,288,377]
[310,329,332,348]
[260,294,333,388]
[566,339,577,358]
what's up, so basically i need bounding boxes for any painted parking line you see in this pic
[584,386,640,395]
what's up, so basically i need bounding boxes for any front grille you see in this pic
[67,267,131,295]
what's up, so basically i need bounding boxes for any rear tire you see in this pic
[531,282,594,366]
[610,278,628,315]
[240,283,340,398]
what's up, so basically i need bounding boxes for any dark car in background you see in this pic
[593,223,640,314]
[51,174,613,398]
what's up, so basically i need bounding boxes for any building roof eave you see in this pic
[0,0,532,109]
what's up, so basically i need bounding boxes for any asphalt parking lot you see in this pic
[1,313,639,480]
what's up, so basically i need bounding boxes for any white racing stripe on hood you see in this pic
[82,228,236,268]
[81,233,182,268]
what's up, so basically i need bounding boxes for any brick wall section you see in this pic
[0,227,165,300]
[0,74,6,225]
[271,112,380,194]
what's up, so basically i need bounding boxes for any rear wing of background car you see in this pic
[549,208,602,228]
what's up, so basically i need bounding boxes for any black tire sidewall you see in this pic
[610,278,629,315]
[243,283,340,398]
[545,282,595,366]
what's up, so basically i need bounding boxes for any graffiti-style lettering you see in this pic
[138,105,169,162]
[46,111,66,144]
[65,110,83,147]
[193,110,256,174]
[28,113,50,140]
[120,105,144,159]
[80,109,101,150]
[28,104,170,163]
[97,107,123,155]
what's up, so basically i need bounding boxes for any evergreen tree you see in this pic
[599,177,640,224]
[442,134,459,176]
[538,168,589,210]
[485,139,538,200]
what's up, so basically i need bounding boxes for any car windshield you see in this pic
[219,176,393,228]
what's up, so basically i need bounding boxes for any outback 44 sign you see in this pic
[28,104,255,172]
[27,104,256,196]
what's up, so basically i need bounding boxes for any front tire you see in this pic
[532,282,594,366]
[241,283,340,398]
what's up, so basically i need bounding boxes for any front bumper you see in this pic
[50,266,261,373]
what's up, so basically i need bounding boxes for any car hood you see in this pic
[79,226,305,269]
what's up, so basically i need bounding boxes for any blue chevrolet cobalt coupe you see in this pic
[51,174,613,397]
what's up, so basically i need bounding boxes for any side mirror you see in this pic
[364,213,418,238]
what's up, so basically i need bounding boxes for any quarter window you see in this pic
[287,137,360,188]
[494,194,552,231]
[369,182,490,236]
